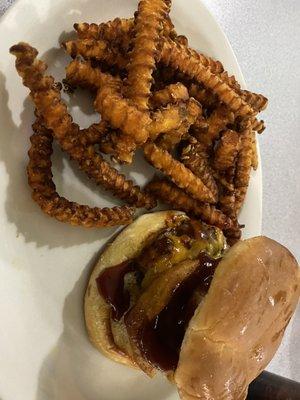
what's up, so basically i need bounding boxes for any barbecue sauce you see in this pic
[138,254,220,371]
[96,261,138,321]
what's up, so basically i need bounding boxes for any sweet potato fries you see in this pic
[10,0,267,237]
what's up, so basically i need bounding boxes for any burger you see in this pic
[84,211,300,400]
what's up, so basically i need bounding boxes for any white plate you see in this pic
[0,1,262,399]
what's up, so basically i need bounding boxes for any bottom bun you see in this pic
[84,210,186,367]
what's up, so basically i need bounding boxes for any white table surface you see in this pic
[1,0,299,384]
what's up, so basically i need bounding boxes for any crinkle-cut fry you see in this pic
[218,189,236,219]
[28,119,134,227]
[150,82,189,108]
[125,0,171,111]
[10,42,155,209]
[251,131,259,170]
[198,104,235,146]
[146,179,234,230]
[98,130,138,164]
[241,89,268,112]
[74,18,224,75]
[219,70,241,93]
[148,101,191,139]
[234,127,253,213]
[65,59,104,90]
[75,18,134,46]
[157,98,202,150]
[181,137,218,200]
[188,82,218,108]
[213,129,240,171]
[251,118,265,134]
[102,99,201,164]
[94,69,152,145]
[239,116,265,134]
[62,38,128,69]
[213,172,234,192]
[159,38,255,116]
[143,142,216,204]
[81,121,108,145]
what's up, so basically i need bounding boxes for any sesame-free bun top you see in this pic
[175,236,300,400]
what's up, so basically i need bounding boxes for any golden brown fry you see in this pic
[188,82,218,109]
[125,0,171,110]
[28,119,134,227]
[157,98,202,150]
[143,142,216,203]
[251,131,259,170]
[94,68,152,145]
[73,19,224,76]
[160,38,255,116]
[193,104,235,146]
[99,130,138,164]
[11,42,155,209]
[149,101,191,139]
[65,59,104,90]
[181,137,218,199]
[252,118,265,134]
[213,171,234,192]
[81,121,108,144]
[62,38,128,69]
[219,70,241,93]
[213,129,240,171]
[146,179,234,230]
[234,127,253,213]
[150,82,189,108]
[241,89,268,112]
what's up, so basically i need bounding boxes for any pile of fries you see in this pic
[10,0,267,241]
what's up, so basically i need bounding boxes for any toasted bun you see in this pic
[84,211,186,368]
[175,236,300,400]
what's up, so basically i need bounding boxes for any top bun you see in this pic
[175,236,300,400]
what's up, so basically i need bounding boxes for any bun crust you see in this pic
[175,236,300,400]
[84,211,185,367]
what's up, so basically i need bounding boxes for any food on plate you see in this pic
[213,129,240,171]
[11,0,268,232]
[181,137,218,198]
[143,143,216,203]
[10,43,155,212]
[28,118,134,227]
[85,211,300,399]
[125,0,171,111]
[145,180,233,230]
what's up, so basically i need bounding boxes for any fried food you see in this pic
[213,130,240,171]
[62,38,128,69]
[241,89,268,112]
[28,119,134,227]
[192,104,235,146]
[146,179,234,230]
[125,0,171,110]
[234,127,253,213]
[159,38,255,117]
[155,98,202,150]
[11,0,268,231]
[251,131,259,170]
[181,137,218,199]
[150,83,189,108]
[11,43,155,210]
[143,142,216,203]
